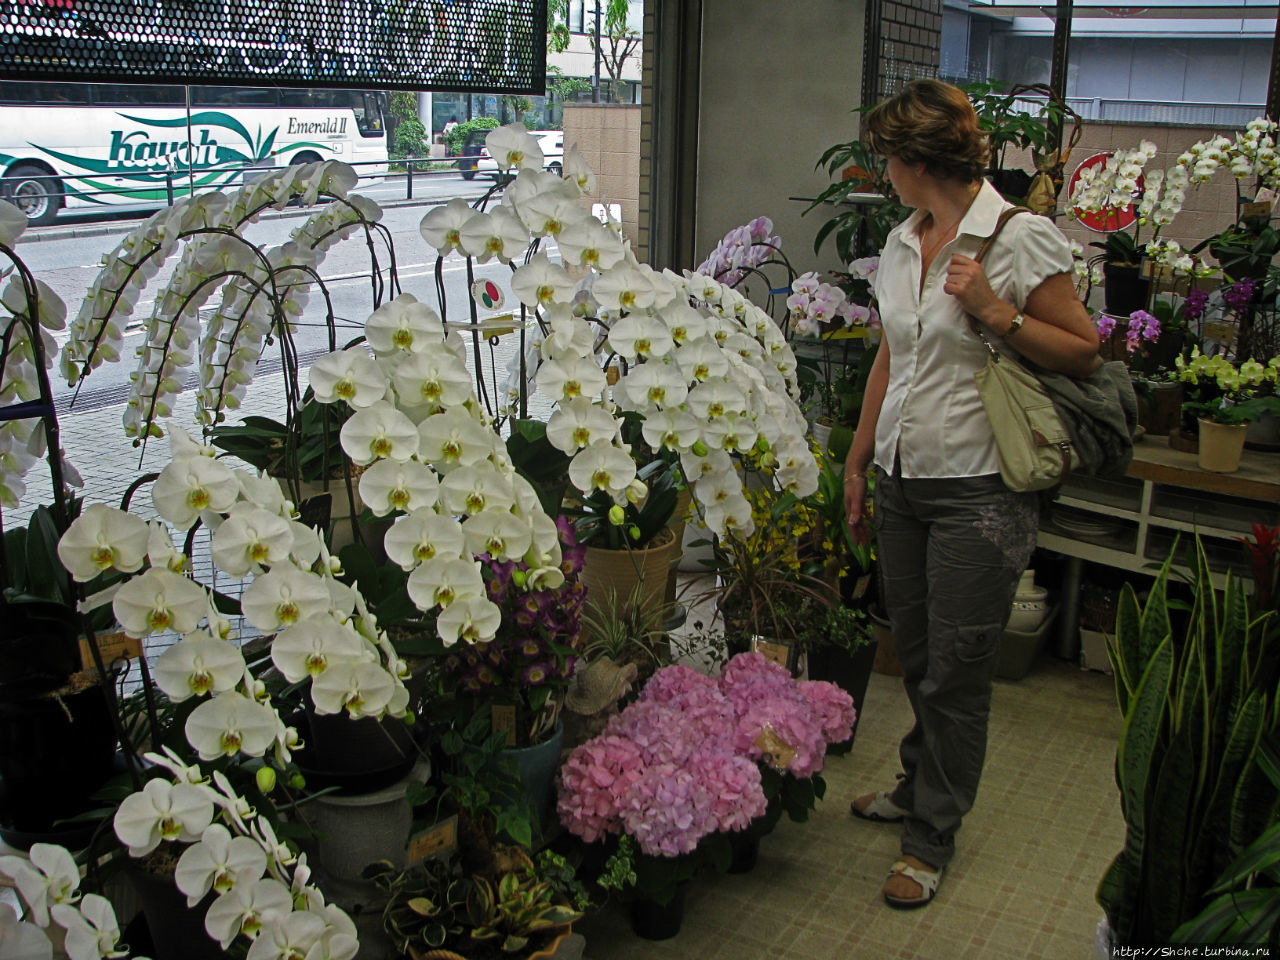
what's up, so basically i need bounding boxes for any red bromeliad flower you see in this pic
[1237,522,1279,610]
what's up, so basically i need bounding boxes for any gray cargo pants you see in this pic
[872,465,1039,870]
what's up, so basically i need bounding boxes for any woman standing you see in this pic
[842,79,1099,909]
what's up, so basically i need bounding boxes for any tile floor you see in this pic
[577,654,1125,960]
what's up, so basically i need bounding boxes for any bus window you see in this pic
[354,93,386,137]
[234,89,275,107]
[191,86,237,106]
[91,84,184,107]
[0,81,87,104]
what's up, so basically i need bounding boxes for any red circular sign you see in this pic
[1067,152,1143,233]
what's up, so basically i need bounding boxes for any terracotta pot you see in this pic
[1196,418,1248,473]
[580,528,680,633]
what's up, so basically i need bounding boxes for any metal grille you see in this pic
[0,0,547,93]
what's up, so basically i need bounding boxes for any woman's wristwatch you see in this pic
[1001,312,1026,339]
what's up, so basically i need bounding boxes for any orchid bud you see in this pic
[402,711,416,725]
[625,478,647,504]
[755,435,770,454]
[256,767,277,795]
[608,505,626,526]
[691,440,709,457]
[512,569,528,588]
[289,773,307,790]
[628,524,641,540]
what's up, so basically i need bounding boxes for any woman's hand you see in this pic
[943,253,1000,319]
[844,474,872,546]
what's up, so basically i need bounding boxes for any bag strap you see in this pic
[969,206,1034,359]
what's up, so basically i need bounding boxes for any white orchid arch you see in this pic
[58,161,394,451]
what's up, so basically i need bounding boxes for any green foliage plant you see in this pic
[446,117,501,157]
[806,133,909,264]
[1097,536,1280,948]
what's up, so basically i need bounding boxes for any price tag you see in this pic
[407,816,457,864]
[605,365,620,386]
[484,314,515,337]
[81,632,142,671]
[491,704,517,747]
[754,726,797,771]
[1241,200,1273,219]
[753,639,793,671]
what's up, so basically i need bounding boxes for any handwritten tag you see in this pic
[605,365,620,386]
[754,639,793,671]
[491,704,517,747]
[484,314,515,337]
[407,817,457,864]
[1241,200,1273,219]
[755,726,797,771]
[81,632,142,670]
[1203,321,1237,344]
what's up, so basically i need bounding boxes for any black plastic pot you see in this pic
[1103,262,1150,318]
[630,884,687,941]
[294,706,418,795]
[0,599,81,695]
[808,639,877,748]
[0,682,118,844]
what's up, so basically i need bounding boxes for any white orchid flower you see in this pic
[0,843,80,927]
[511,252,576,307]
[545,398,619,452]
[419,198,474,256]
[568,441,636,497]
[462,510,533,561]
[241,567,332,631]
[0,903,51,960]
[56,504,149,582]
[541,308,597,360]
[50,895,126,960]
[514,189,584,238]
[593,267,656,314]
[390,350,476,410]
[436,594,503,645]
[535,355,608,402]
[680,445,735,483]
[357,457,440,516]
[0,199,28,246]
[308,348,387,409]
[113,778,215,857]
[773,436,821,495]
[659,301,710,346]
[151,455,239,527]
[204,878,294,949]
[313,904,358,960]
[339,401,420,465]
[236,472,291,515]
[185,692,282,760]
[175,824,268,907]
[557,219,625,270]
[702,414,759,455]
[607,313,674,361]
[687,378,746,419]
[113,568,207,638]
[245,910,328,960]
[153,633,246,702]
[310,660,397,718]
[563,143,597,194]
[484,123,544,172]
[640,407,702,451]
[505,167,577,211]
[406,554,485,609]
[364,294,443,357]
[437,462,516,516]
[458,207,530,264]
[384,511,466,572]
[271,617,369,682]
[417,406,497,472]
[1,277,67,332]
[703,489,755,539]
[615,361,690,411]
[145,520,187,573]
[212,505,294,576]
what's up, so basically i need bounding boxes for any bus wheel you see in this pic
[289,151,324,166]
[3,164,62,227]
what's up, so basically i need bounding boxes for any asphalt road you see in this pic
[9,174,529,414]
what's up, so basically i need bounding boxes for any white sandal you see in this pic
[883,859,942,909]
[850,790,909,823]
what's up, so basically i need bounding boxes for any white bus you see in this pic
[0,82,390,225]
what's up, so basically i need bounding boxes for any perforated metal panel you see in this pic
[0,0,547,93]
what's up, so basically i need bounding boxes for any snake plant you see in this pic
[1097,536,1280,947]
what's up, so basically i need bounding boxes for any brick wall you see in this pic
[563,104,643,247]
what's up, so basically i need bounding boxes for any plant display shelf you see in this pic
[1038,442,1280,660]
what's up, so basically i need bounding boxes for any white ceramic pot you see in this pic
[1008,569,1049,632]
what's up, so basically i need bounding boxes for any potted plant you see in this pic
[1097,535,1279,951]
[1177,349,1277,471]
[806,136,910,265]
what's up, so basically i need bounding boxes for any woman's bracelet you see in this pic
[843,470,868,484]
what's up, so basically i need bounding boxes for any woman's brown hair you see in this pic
[864,79,989,183]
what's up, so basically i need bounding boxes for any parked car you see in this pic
[473,130,564,179]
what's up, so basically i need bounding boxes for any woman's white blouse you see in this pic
[870,181,1073,479]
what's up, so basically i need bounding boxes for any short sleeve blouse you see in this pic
[871,181,1074,479]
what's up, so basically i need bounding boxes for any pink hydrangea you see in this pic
[556,733,646,843]
[797,680,856,744]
